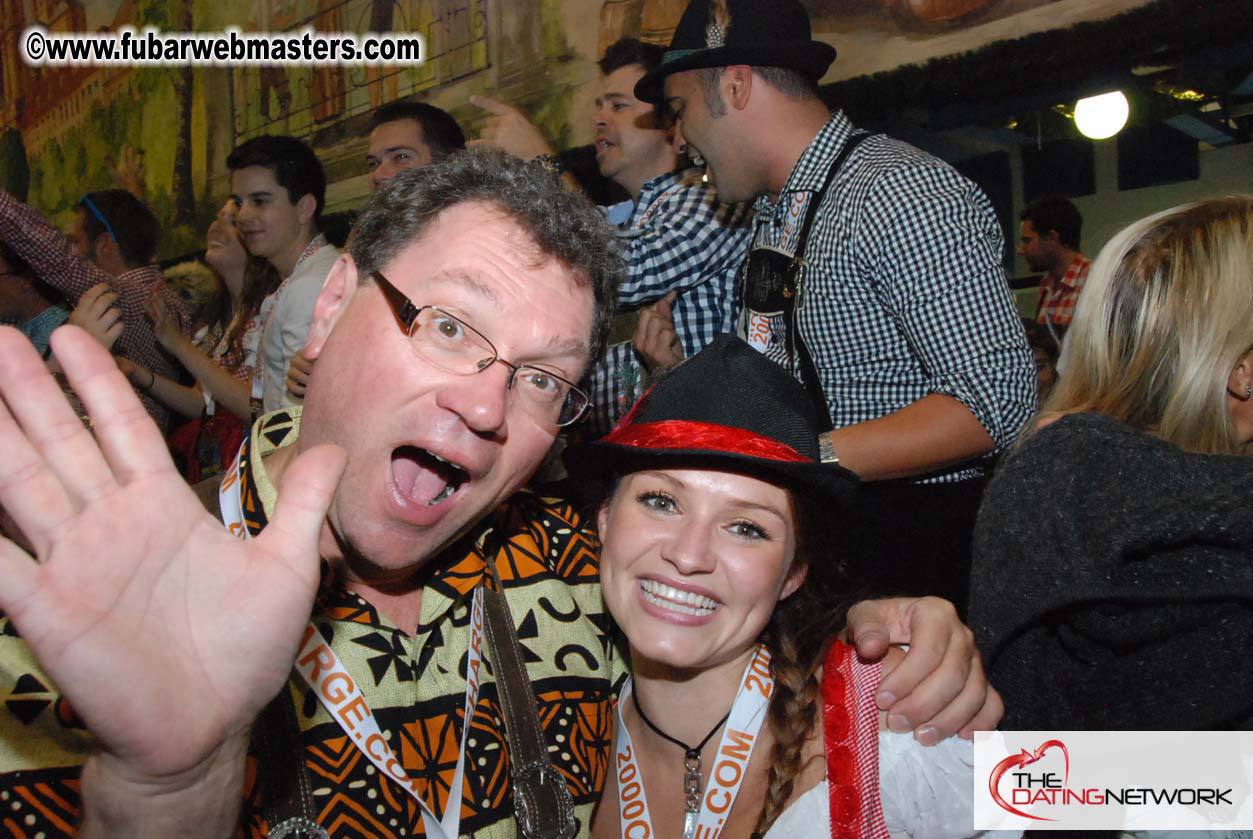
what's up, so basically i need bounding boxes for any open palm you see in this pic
[0,325,345,780]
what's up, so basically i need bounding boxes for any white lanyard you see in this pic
[614,645,774,839]
[219,447,484,839]
[292,598,483,839]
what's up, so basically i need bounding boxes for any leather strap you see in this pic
[252,684,330,839]
[782,131,875,431]
[482,554,578,839]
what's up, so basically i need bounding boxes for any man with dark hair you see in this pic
[228,134,339,414]
[635,0,1035,612]
[76,189,160,272]
[367,101,466,189]
[1019,196,1090,329]
[0,148,998,838]
[283,103,467,402]
[473,37,752,432]
[0,187,189,428]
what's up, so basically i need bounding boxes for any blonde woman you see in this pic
[970,196,1253,730]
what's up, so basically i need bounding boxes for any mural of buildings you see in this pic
[232,0,489,144]
[0,0,1246,261]
[0,0,580,257]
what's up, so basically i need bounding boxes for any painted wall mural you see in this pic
[804,0,1160,82]
[0,0,1163,258]
[0,0,574,258]
[231,0,489,143]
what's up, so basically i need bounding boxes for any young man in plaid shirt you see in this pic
[1020,196,1091,331]
[473,38,753,434]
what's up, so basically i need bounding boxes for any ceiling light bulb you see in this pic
[1074,91,1129,139]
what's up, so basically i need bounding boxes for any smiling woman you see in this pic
[567,335,1016,839]
[118,199,283,482]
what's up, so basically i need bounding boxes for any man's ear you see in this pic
[303,253,360,361]
[724,65,753,111]
[93,232,118,264]
[296,193,318,227]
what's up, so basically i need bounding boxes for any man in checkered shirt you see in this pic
[1019,196,1091,331]
[0,188,190,430]
[635,0,1035,613]
[473,38,752,435]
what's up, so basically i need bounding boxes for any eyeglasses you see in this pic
[79,196,119,244]
[373,271,591,427]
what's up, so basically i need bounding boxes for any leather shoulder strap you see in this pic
[482,555,578,839]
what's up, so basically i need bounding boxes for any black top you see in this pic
[969,411,1253,730]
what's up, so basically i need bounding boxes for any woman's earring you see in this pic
[1246,385,1251,400]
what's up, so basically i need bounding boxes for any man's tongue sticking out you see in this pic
[391,447,461,507]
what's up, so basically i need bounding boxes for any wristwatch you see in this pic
[818,434,839,465]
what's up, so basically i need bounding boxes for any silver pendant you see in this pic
[683,808,700,839]
[683,749,702,839]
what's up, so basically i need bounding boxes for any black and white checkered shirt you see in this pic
[585,169,752,435]
[741,113,1035,483]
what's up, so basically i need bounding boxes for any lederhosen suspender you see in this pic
[743,131,874,431]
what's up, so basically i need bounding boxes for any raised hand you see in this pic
[468,95,556,160]
[0,326,345,789]
[109,145,148,200]
[145,291,182,350]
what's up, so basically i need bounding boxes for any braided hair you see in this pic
[753,492,856,836]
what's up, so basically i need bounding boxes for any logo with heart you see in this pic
[989,739,1070,821]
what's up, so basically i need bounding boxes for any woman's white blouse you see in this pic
[763,732,1022,839]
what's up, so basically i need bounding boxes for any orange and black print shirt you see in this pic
[0,408,625,838]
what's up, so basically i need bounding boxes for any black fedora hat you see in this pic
[634,0,837,106]
[566,335,858,505]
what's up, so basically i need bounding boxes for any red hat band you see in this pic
[602,420,811,464]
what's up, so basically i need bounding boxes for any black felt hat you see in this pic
[566,335,858,505]
[634,0,837,106]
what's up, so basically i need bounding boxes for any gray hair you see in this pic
[350,147,621,362]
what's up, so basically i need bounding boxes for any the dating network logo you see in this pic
[988,739,1070,820]
[975,731,1250,831]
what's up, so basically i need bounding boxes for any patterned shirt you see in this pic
[0,409,625,838]
[1035,254,1090,327]
[585,169,752,434]
[0,190,191,430]
[741,113,1036,483]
